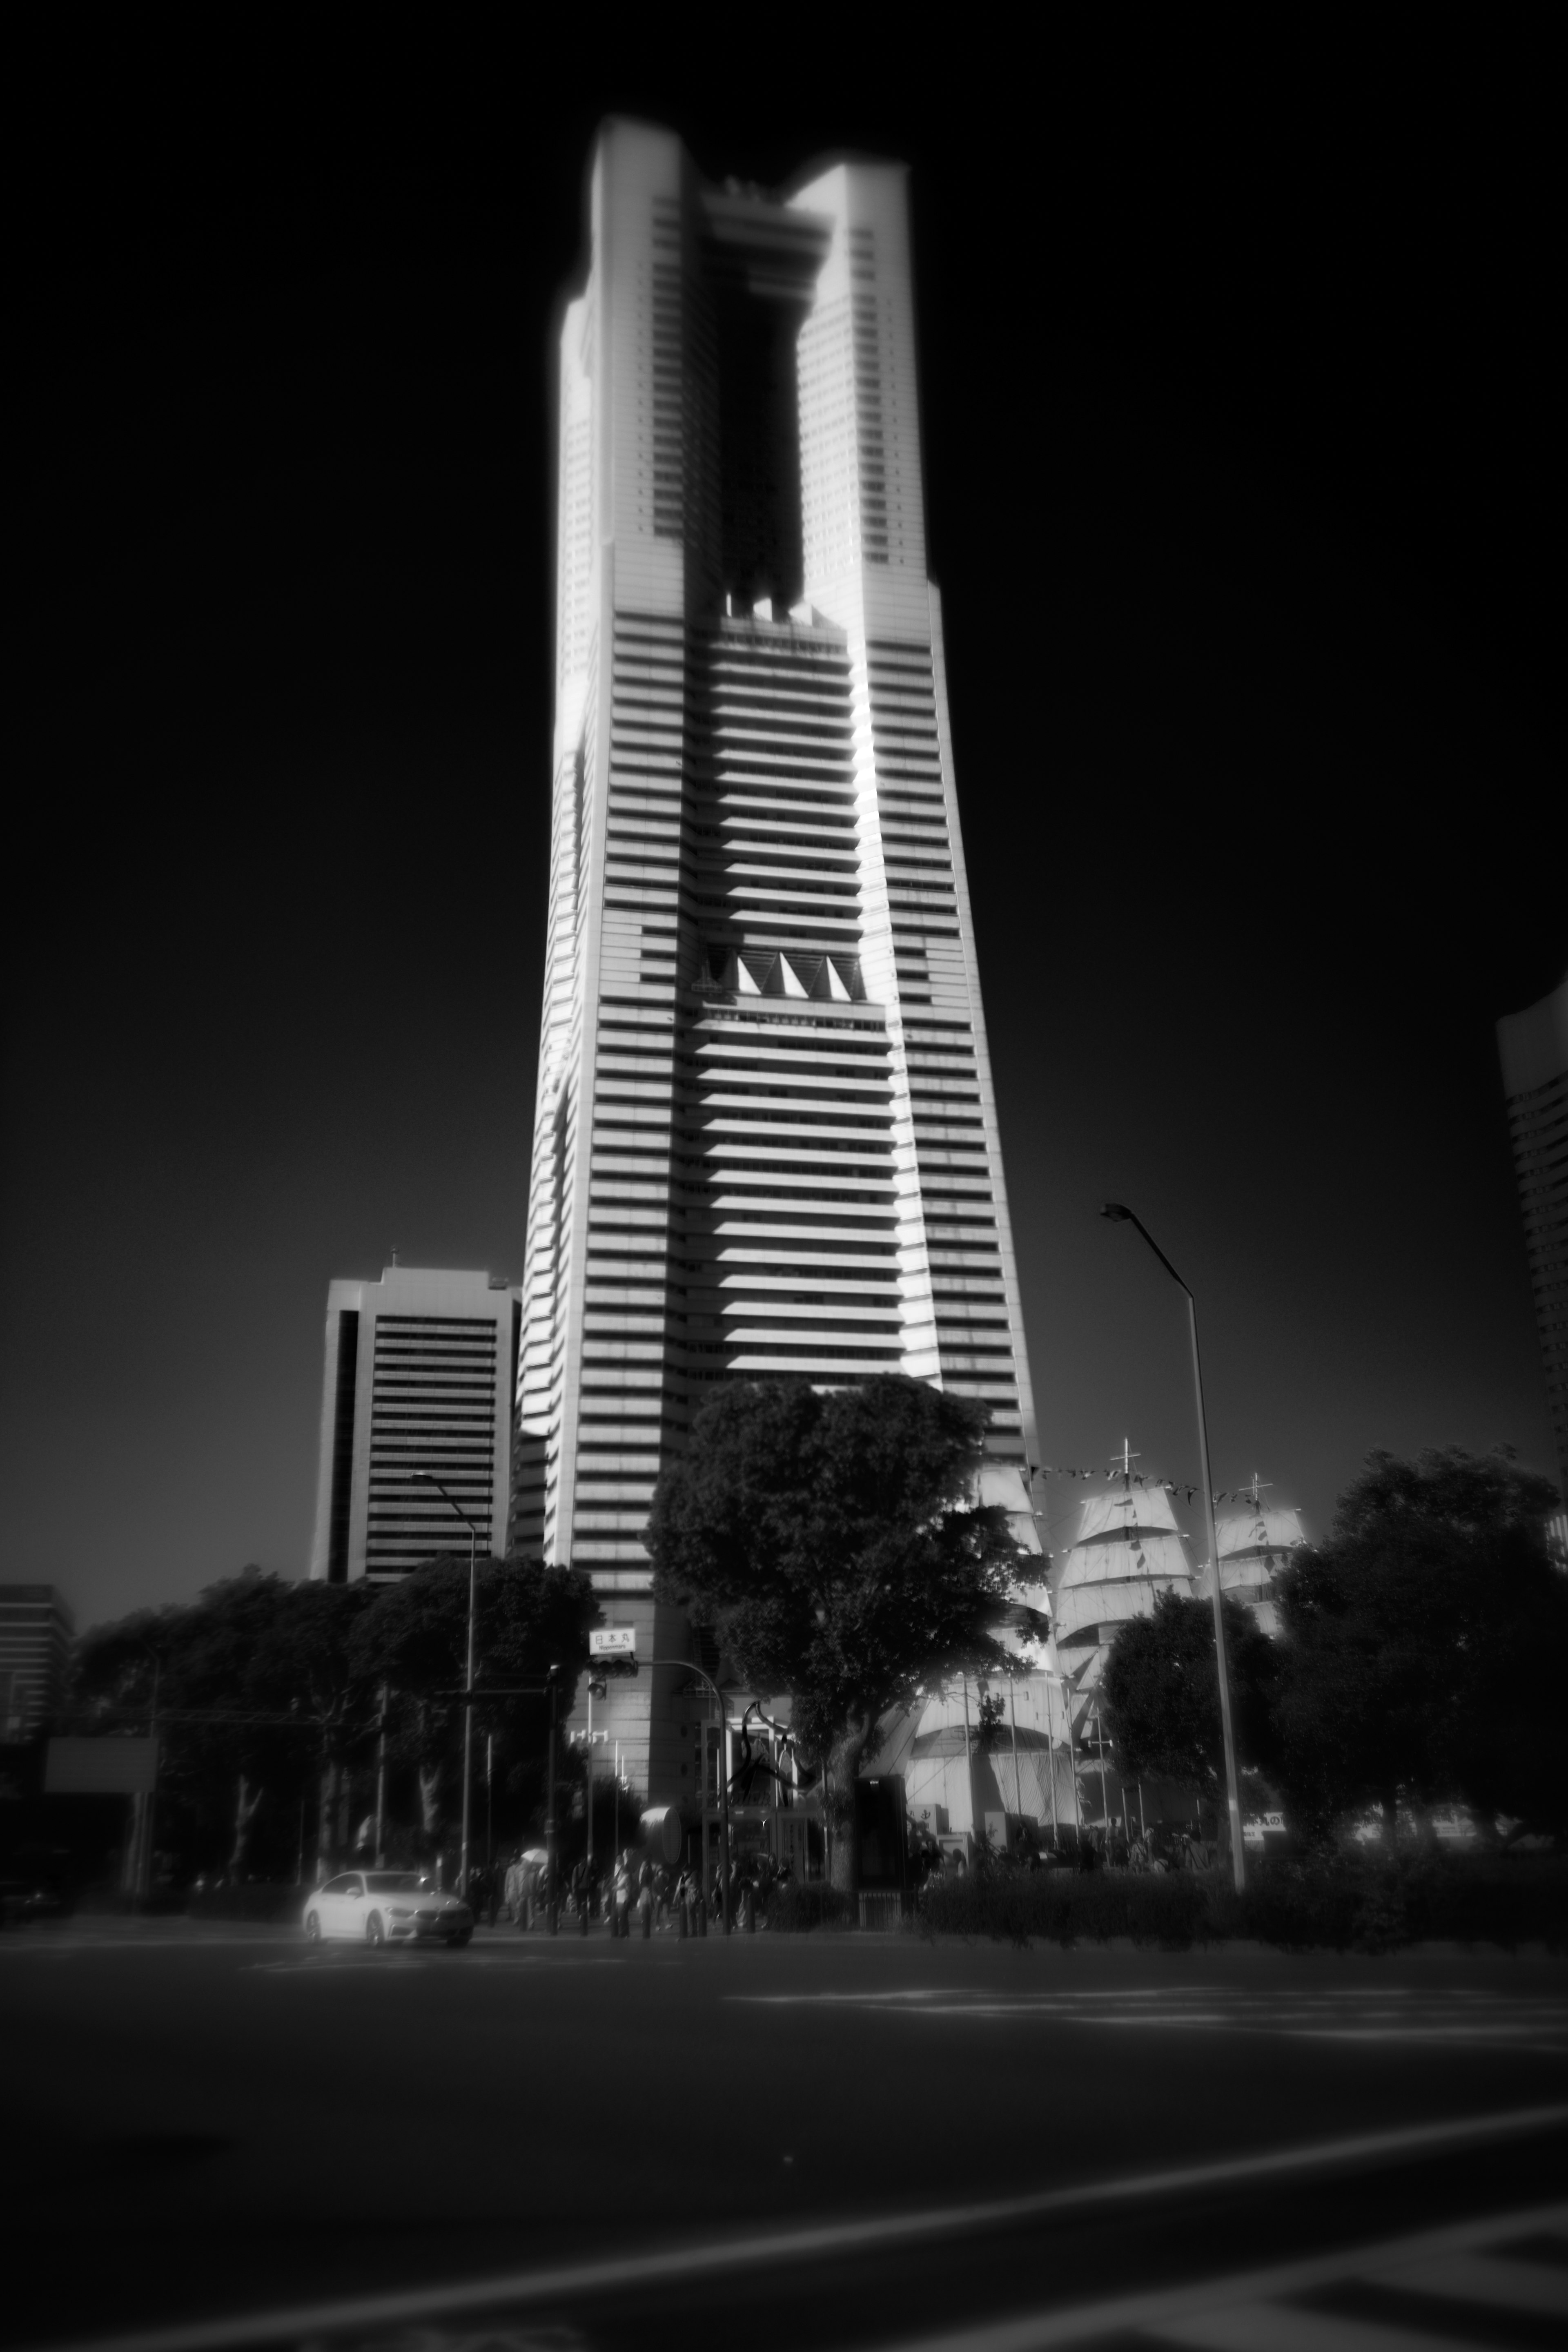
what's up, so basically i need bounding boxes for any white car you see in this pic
[302,1871,472,1948]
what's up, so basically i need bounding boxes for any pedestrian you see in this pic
[613,1848,633,1939]
[637,1855,655,1940]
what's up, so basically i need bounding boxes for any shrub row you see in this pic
[187,1882,305,1923]
[916,1855,1568,1953]
[763,1882,858,1933]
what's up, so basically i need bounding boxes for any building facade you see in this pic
[1497,973,1568,1526]
[0,1584,74,1740]
[308,1266,521,1582]
[513,121,1041,1802]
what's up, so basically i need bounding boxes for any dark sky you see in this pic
[10,33,1563,1632]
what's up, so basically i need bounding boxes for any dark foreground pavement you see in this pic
[3,1918,1567,2350]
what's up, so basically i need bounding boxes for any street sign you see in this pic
[589,1628,636,1660]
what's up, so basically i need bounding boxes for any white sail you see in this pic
[1050,1474,1194,1720]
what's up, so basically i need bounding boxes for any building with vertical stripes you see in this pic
[513,121,1042,1801]
[0,1585,74,1741]
[308,1266,521,1582]
[1497,972,1568,1534]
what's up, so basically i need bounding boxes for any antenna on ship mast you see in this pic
[1111,1439,1140,1490]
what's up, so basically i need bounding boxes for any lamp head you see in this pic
[1100,1202,1132,1223]
[412,1469,433,1483]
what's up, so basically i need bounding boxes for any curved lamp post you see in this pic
[411,1470,479,1897]
[1099,1204,1246,1892]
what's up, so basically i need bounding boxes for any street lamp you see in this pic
[648,1657,734,1935]
[1099,1204,1247,1892]
[411,1470,479,1898]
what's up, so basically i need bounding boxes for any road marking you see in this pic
[1146,2303,1460,2348]
[244,1951,628,1973]
[0,1934,292,1955]
[731,1984,1568,2053]
[859,2203,1568,2350]
[1375,2248,1568,2315]
[27,2110,1568,2352]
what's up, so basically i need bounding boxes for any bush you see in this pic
[920,1867,1214,1948]
[764,1882,857,1933]
[914,1853,1568,1953]
[187,1882,304,1922]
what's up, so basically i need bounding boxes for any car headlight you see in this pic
[389,1907,412,1919]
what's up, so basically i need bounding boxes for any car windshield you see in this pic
[363,1873,435,1894]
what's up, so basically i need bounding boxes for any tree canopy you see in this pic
[1100,1589,1279,1802]
[67,1558,599,1878]
[348,1554,597,1716]
[1270,1445,1568,1837]
[347,1555,599,1848]
[644,1375,1023,1875]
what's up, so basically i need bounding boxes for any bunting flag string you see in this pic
[1039,1465,1203,1505]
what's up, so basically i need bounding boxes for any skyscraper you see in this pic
[1497,972,1568,1519]
[0,1584,74,1741]
[513,122,1042,1797]
[309,1266,521,1582]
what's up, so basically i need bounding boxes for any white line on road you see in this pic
[0,1934,292,1955]
[243,1951,628,1973]
[729,1986,1568,2053]
[858,2203,1568,2351]
[26,2107,1568,2352]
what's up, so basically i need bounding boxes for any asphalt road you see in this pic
[3,1917,1567,2350]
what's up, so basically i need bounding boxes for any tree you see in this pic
[1101,1590,1280,1814]
[244,1578,376,1876]
[349,1556,598,1859]
[1270,1445,1568,1841]
[644,1376,1023,1886]
[71,1571,376,1882]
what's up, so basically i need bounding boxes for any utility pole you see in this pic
[544,1665,560,1928]
[374,1683,389,1868]
[412,1471,481,1897]
[1007,1672,1024,1824]
[1100,1204,1247,1893]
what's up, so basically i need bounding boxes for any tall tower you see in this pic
[514,123,1042,1801]
[1497,972,1568,1524]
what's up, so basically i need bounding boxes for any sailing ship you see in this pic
[1050,1441,1196,1735]
[1207,1474,1307,1637]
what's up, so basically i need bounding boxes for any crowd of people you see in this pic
[457,1817,1211,1930]
[471,1845,791,1936]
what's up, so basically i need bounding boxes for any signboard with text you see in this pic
[589,1629,637,1661]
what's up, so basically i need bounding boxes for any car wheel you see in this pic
[449,1928,472,1948]
[304,1912,321,1942]
[365,1913,385,1948]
